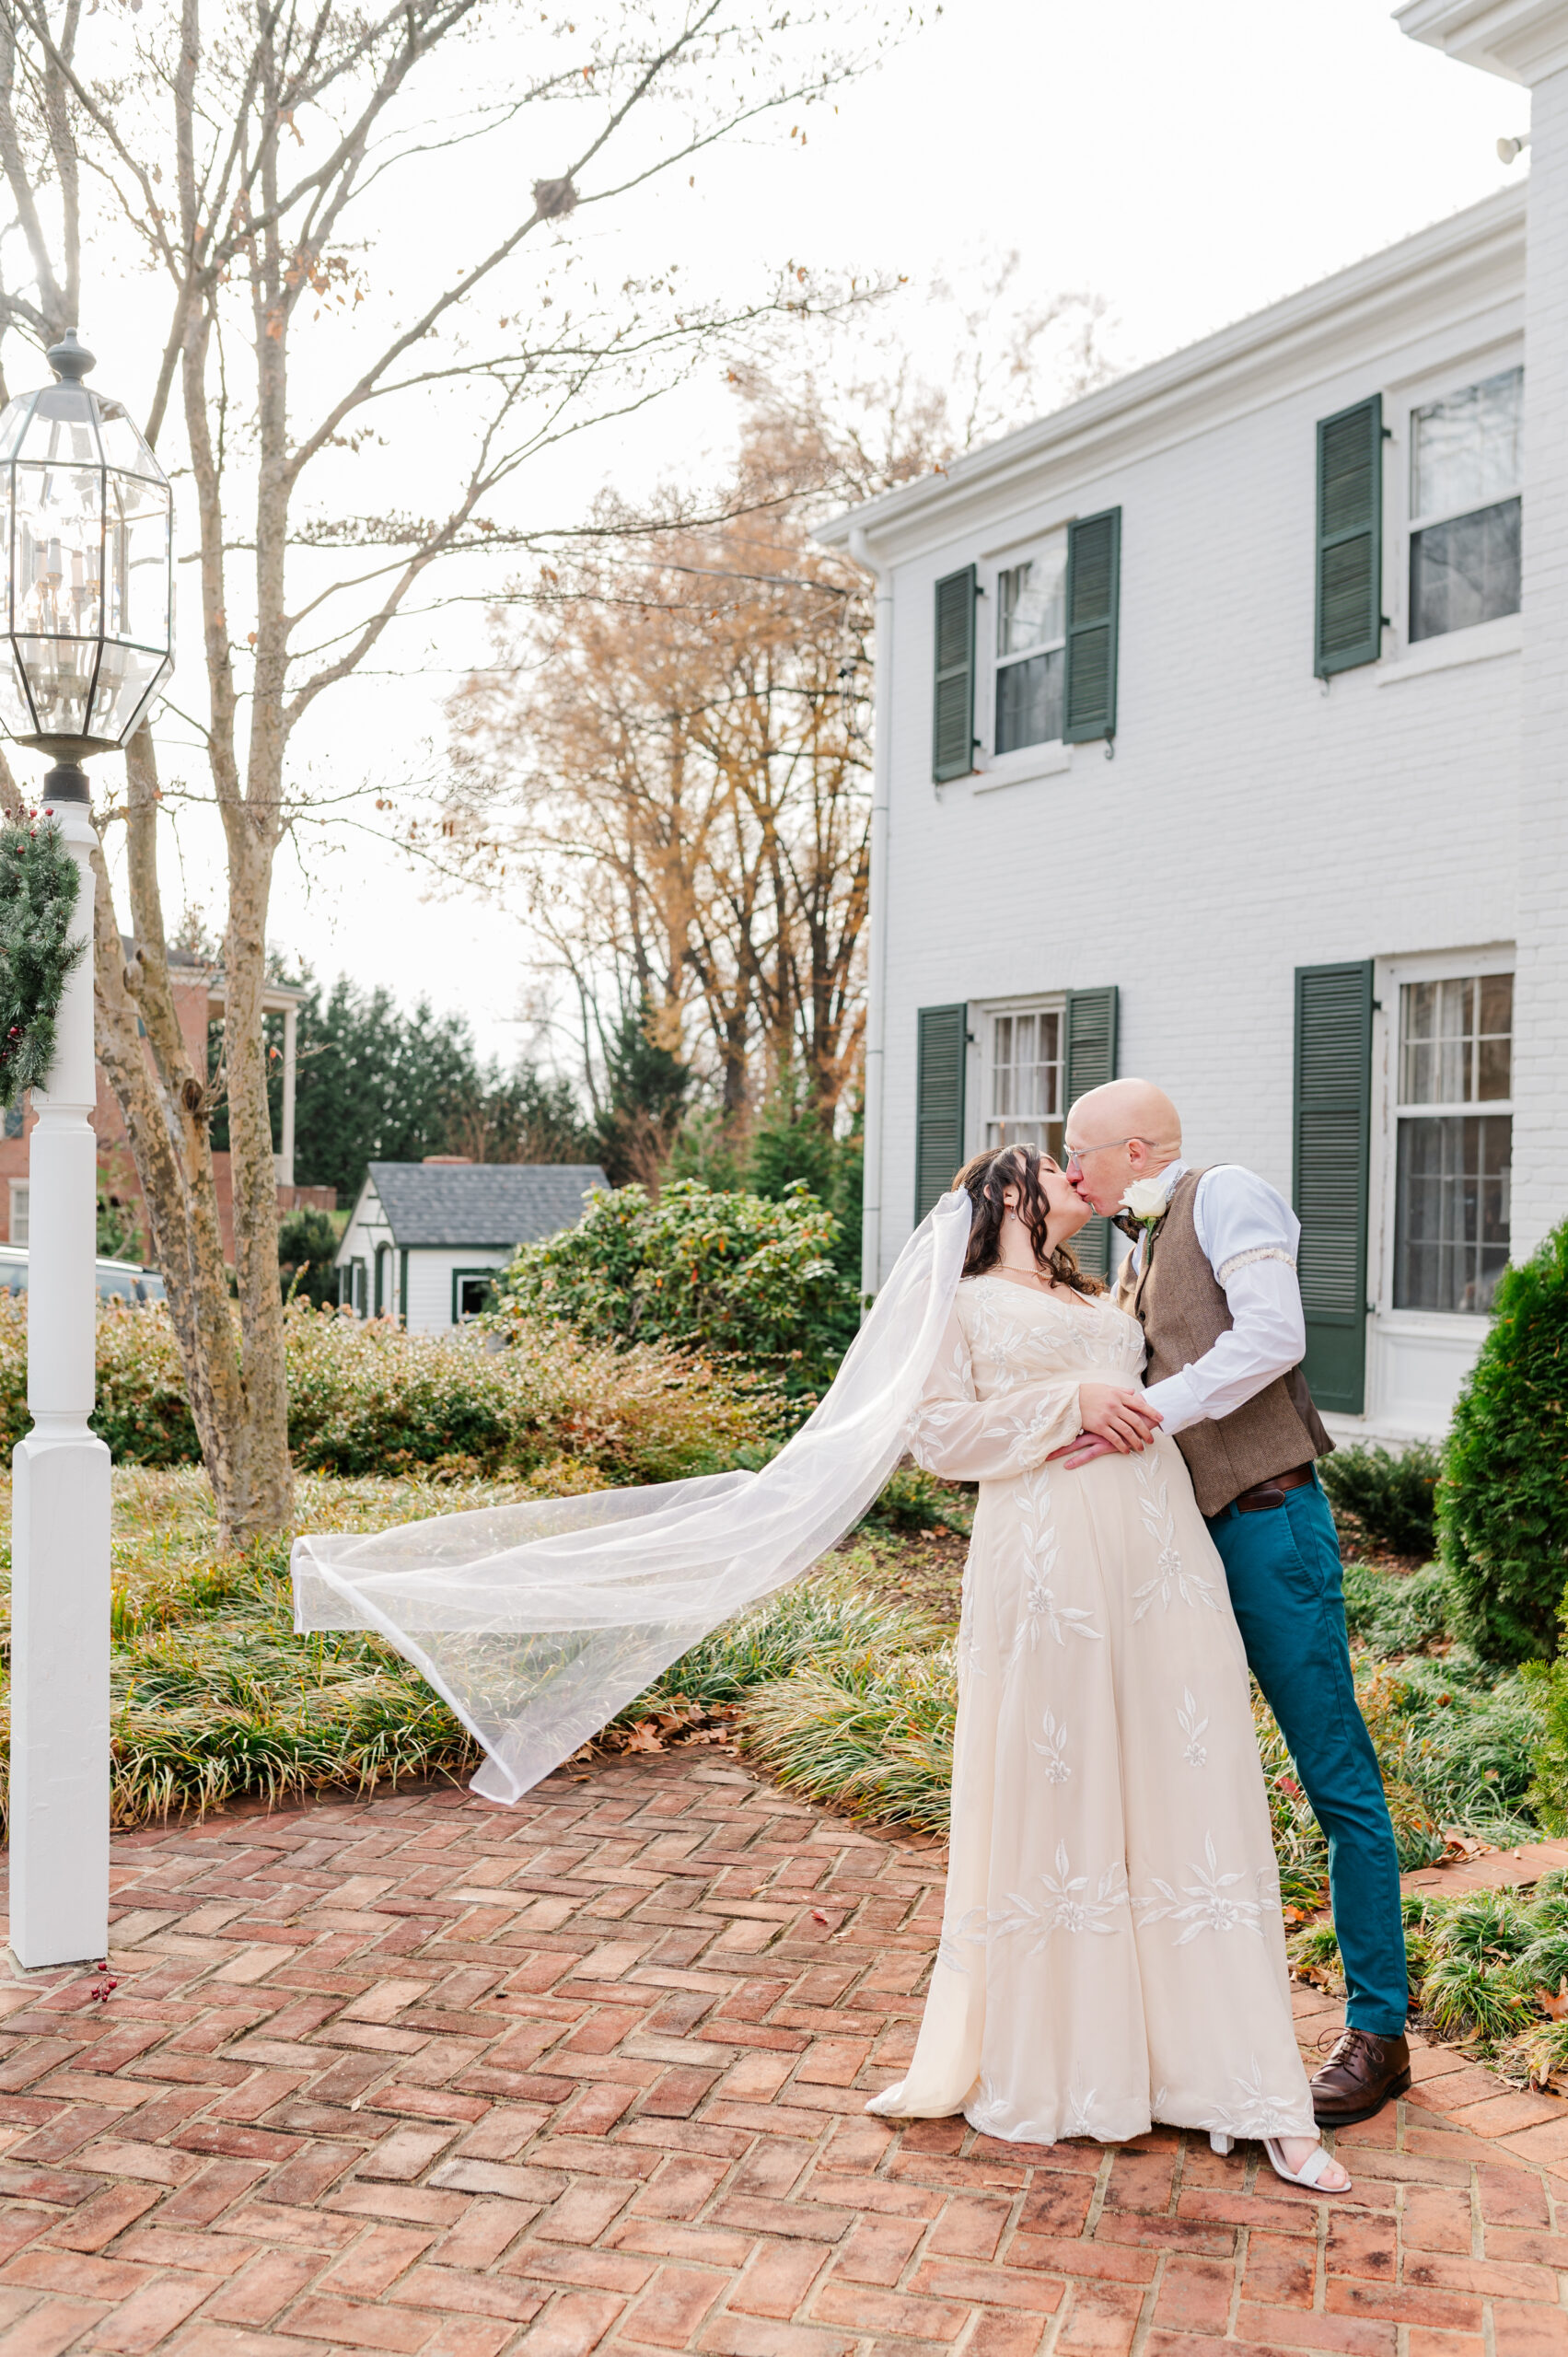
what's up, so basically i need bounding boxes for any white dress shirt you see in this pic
[1123,1160,1307,1437]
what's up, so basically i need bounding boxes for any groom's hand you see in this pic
[1073,1381,1163,1456]
[1049,1434,1117,1469]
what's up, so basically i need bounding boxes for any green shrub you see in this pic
[1321,1443,1439,1559]
[0,1294,774,1482]
[279,1207,340,1311]
[1441,1219,1568,1665]
[284,1302,773,1481]
[488,1178,860,1404]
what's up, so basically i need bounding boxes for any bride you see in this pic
[293,1144,1347,2193]
[865,1144,1347,2193]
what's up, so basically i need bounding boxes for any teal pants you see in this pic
[1204,1473,1408,2038]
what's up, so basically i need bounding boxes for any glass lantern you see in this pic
[0,331,173,764]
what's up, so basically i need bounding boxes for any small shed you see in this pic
[335,1159,607,1333]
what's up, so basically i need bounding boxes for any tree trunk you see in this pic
[89,732,288,1550]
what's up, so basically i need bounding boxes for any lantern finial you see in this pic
[45,330,95,384]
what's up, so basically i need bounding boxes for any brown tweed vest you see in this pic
[1112,1167,1333,1518]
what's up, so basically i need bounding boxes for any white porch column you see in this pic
[1399,0,1568,1258]
[9,792,110,1968]
[278,1001,297,1191]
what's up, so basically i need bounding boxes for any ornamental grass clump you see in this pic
[1289,1874,1568,2084]
[1440,1217,1568,1665]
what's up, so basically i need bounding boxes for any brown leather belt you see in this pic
[1232,1464,1315,1514]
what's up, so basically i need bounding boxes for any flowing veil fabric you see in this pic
[292,1189,972,1805]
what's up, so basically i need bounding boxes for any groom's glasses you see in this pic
[1063,1136,1137,1178]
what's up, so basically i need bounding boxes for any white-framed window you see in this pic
[992,534,1066,755]
[452,1267,497,1324]
[978,996,1066,1158]
[1408,365,1522,644]
[1391,969,1512,1314]
[8,1179,28,1245]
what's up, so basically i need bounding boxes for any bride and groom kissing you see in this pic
[865,1077,1408,2197]
[296,1074,1406,2200]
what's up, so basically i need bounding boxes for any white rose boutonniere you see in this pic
[1121,1177,1169,1225]
[1122,1177,1171,1260]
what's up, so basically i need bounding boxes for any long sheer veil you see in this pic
[292,1188,973,1805]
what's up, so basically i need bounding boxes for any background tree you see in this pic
[0,0,902,1544]
[273,976,594,1201]
[440,277,1115,1177]
[446,419,875,1147]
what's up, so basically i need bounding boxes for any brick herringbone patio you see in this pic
[1,1755,1567,2357]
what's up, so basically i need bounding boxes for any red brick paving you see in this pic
[0,1756,1564,2357]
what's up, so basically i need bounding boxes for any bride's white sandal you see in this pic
[1207,2132,1351,2191]
[1263,2136,1351,2192]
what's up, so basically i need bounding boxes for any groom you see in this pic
[1060,1077,1409,2127]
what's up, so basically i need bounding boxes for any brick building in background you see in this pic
[0,946,334,1260]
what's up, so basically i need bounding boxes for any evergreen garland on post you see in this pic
[0,816,84,1107]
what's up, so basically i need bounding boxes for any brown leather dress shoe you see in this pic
[1310,2028,1411,2126]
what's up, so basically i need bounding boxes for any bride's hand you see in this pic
[1076,1382,1163,1454]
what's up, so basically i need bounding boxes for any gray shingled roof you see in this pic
[366,1162,608,1248]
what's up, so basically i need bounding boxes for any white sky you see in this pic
[74,0,1527,1067]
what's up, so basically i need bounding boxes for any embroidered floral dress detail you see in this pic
[865,1276,1316,2148]
[1177,1690,1210,1769]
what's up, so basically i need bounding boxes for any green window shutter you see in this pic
[1293,959,1373,1414]
[914,1003,968,1221]
[1064,508,1121,744]
[932,566,976,783]
[1315,396,1385,676]
[1064,985,1120,1279]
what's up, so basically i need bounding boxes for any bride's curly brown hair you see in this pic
[954,1144,1104,1296]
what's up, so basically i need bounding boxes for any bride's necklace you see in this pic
[991,1258,1075,1297]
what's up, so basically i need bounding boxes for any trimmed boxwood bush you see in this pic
[1440,1218,1568,1665]
[1320,1442,1439,1559]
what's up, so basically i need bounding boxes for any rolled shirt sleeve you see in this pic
[1140,1167,1307,1437]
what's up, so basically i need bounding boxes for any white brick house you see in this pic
[819,2,1568,1446]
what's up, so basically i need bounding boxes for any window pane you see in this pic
[104,471,170,647]
[1400,973,1512,1105]
[986,1006,1063,1157]
[995,645,1063,752]
[1410,496,1520,641]
[1412,366,1523,521]
[997,545,1066,657]
[1394,1113,1511,1312]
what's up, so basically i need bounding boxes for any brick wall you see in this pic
[0,972,334,1260]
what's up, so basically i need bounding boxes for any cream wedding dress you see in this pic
[867,1272,1316,2147]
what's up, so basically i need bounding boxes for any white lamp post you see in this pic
[0,331,173,1969]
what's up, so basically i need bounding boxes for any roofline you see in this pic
[818,186,1526,557]
[341,1163,608,1260]
[207,975,309,1014]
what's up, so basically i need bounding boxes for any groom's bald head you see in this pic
[1063,1079,1182,1217]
